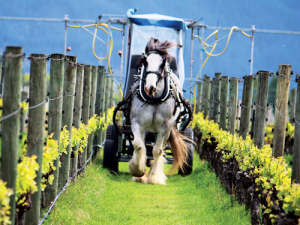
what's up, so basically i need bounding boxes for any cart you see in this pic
[103,10,194,175]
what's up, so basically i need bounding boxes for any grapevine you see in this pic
[193,112,300,218]
[0,107,114,224]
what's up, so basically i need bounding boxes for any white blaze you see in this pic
[144,54,163,95]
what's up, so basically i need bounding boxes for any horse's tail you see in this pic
[167,126,190,175]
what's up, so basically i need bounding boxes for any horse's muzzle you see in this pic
[145,85,156,97]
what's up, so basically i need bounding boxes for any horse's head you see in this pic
[139,38,177,97]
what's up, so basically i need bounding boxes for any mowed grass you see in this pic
[43,151,250,225]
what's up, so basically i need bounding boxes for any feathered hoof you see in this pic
[129,160,145,177]
[147,173,167,185]
[131,173,149,183]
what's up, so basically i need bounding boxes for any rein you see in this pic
[141,51,164,86]
[112,52,193,133]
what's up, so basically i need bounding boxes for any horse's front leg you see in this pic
[148,126,169,185]
[129,120,147,179]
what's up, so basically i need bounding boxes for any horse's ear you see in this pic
[166,55,174,64]
[159,55,167,71]
[136,56,143,68]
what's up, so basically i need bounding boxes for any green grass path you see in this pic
[43,152,250,225]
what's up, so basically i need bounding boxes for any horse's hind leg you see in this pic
[148,128,168,185]
[129,120,147,178]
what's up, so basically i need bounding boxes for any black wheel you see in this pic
[103,125,119,172]
[106,124,118,140]
[178,128,194,176]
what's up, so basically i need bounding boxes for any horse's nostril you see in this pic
[150,86,156,94]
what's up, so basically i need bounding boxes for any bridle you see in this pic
[140,51,166,86]
[112,50,194,133]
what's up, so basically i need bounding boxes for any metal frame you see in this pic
[1,15,300,100]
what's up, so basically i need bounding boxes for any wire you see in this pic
[38,141,104,225]
[68,23,123,75]
[92,25,109,60]
[68,23,122,32]
[92,25,113,74]
[190,26,252,124]
[203,26,252,57]
[191,43,216,118]
[111,77,123,100]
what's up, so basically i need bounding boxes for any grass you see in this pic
[43,151,250,225]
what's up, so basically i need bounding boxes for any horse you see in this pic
[128,38,190,185]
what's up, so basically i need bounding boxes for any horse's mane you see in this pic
[137,38,178,67]
[145,38,177,56]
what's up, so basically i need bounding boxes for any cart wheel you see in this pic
[179,128,194,176]
[103,125,119,172]
[106,124,118,140]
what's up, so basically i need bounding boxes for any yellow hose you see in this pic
[191,43,217,118]
[190,26,252,127]
[68,23,122,31]
[69,23,123,97]
[241,30,252,38]
[92,25,108,60]
[117,85,123,100]
[203,26,252,57]
[92,25,114,74]
[68,23,122,74]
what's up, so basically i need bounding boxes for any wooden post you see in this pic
[79,65,91,172]
[87,66,98,159]
[104,77,110,123]
[196,81,202,113]
[253,71,270,149]
[273,65,292,157]
[1,46,23,225]
[202,75,211,119]
[93,66,105,159]
[292,79,300,183]
[58,56,77,190]
[100,69,106,116]
[219,76,229,131]
[70,64,84,179]
[209,79,214,120]
[24,54,47,225]
[44,54,65,207]
[239,75,254,139]
[228,78,238,135]
[110,77,115,108]
[290,88,296,123]
[236,98,241,132]
[20,91,28,132]
[213,73,222,123]
[0,60,2,95]
[100,71,107,142]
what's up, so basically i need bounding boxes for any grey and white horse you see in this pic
[129,38,189,185]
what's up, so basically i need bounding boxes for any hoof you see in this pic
[132,173,149,183]
[129,160,145,177]
[148,173,167,185]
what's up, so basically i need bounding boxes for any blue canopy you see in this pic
[126,8,188,31]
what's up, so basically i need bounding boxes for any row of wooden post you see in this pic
[0,46,115,225]
[194,64,300,183]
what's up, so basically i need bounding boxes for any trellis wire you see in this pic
[274,103,290,120]
[1,90,99,122]
[2,53,87,67]
[48,92,64,101]
[0,91,100,121]
[198,70,300,131]
[1,99,27,121]
[28,98,48,110]
[38,143,103,225]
